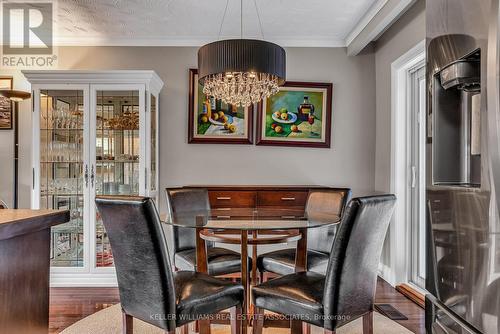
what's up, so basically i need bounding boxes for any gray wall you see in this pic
[373,0,425,271]
[0,46,377,211]
[374,0,425,192]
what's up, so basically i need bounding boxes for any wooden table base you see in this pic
[194,226,309,334]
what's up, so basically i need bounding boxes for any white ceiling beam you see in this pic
[345,0,417,56]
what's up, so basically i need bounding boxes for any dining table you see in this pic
[162,207,341,334]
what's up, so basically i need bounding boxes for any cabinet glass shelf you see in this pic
[96,160,139,163]
[41,128,84,131]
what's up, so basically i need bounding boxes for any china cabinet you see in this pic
[23,70,163,286]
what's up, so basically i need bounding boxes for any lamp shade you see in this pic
[197,39,286,107]
[198,39,286,85]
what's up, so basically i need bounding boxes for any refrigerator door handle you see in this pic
[487,0,500,213]
[411,166,417,188]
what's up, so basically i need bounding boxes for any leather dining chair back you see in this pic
[166,188,212,252]
[322,194,396,330]
[305,188,351,254]
[95,196,177,331]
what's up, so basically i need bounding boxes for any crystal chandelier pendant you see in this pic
[198,39,286,107]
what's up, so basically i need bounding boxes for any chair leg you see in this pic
[122,311,133,334]
[199,318,211,334]
[253,307,264,334]
[259,271,264,284]
[231,305,242,334]
[291,320,303,334]
[362,311,373,334]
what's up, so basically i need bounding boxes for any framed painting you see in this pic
[188,69,253,144]
[256,81,332,148]
[0,77,13,130]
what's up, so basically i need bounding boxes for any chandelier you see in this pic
[197,1,286,107]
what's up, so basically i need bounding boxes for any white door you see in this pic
[409,66,427,288]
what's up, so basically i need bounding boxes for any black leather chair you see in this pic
[95,196,244,334]
[166,188,251,276]
[252,195,396,334]
[257,188,351,278]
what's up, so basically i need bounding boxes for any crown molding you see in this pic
[22,70,164,90]
[53,35,346,48]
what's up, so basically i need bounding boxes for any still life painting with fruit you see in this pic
[257,82,332,148]
[188,69,253,144]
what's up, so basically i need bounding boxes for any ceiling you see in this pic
[50,0,381,47]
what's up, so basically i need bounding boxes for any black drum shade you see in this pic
[198,39,286,86]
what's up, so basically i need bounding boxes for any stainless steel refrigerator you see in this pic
[426,0,500,333]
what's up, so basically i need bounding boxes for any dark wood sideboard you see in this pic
[0,209,70,334]
[184,185,332,217]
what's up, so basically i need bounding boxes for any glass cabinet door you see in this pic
[39,89,85,268]
[93,89,142,267]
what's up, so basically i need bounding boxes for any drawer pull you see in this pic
[281,197,296,201]
[216,197,232,200]
[216,215,231,219]
[281,215,295,219]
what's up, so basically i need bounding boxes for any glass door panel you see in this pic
[94,90,140,267]
[40,89,85,267]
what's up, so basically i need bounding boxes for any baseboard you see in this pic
[50,273,118,287]
[395,283,425,308]
[378,263,396,286]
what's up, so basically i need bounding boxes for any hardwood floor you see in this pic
[49,277,425,334]
[49,287,120,334]
[374,278,425,334]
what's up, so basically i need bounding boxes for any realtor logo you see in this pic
[1,1,56,68]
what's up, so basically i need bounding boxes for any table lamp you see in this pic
[0,89,32,209]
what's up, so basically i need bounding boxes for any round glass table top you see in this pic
[161,207,341,230]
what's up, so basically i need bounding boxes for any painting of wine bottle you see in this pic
[256,81,332,148]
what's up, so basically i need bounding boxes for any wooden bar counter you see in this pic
[0,209,70,334]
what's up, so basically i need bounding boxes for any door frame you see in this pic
[386,40,426,286]
[409,66,426,289]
